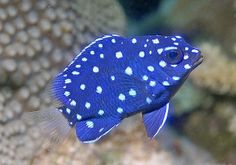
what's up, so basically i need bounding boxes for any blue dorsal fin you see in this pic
[142,102,170,138]
[76,117,121,143]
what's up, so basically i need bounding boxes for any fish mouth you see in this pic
[192,55,203,69]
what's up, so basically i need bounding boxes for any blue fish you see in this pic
[26,34,203,144]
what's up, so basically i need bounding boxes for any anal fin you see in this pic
[142,103,170,138]
[76,117,121,143]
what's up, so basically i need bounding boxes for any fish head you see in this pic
[153,35,203,88]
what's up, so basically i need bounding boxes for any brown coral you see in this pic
[191,42,236,95]
[0,0,125,164]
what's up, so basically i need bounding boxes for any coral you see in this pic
[0,0,125,164]
[32,117,216,165]
[182,101,236,163]
[173,81,213,116]
[32,120,174,165]
[191,43,236,95]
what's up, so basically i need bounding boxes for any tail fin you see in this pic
[23,108,71,150]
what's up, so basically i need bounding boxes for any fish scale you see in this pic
[27,34,203,144]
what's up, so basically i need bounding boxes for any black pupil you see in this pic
[168,51,179,59]
[166,50,182,64]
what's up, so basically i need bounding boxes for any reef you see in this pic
[191,43,236,95]
[0,0,125,164]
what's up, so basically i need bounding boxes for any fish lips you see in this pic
[192,54,203,69]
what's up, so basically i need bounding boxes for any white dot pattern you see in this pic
[149,81,156,87]
[147,66,154,72]
[159,61,167,67]
[139,51,145,58]
[117,107,123,113]
[85,102,91,109]
[162,81,170,86]
[132,38,137,44]
[93,66,99,73]
[129,89,137,96]
[184,64,191,69]
[98,110,104,115]
[72,71,80,75]
[70,100,76,106]
[80,84,86,90]
[96,86,103,94]
[77,114,82,120]
[116,51,123,59]
[118,93,125,101]
[86,121,94,128]
[142,75,148,81]
[125,67,133,75]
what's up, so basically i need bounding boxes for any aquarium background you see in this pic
[0,0,235,165]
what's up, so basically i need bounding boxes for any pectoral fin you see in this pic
[142,103,170,138]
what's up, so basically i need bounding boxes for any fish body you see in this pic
[27,34,203,144]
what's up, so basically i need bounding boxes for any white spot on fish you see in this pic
[172,76,180,80]
[117,107,123,113]
[65,79,71,84]
[93,66,99,73]
[111,75,115,81]
[185,47,189,51]
[98,110,104,115]
[149,50,152,54]
[100,53,104,59]
[147,66,155,72]
[70,100,76,106]
[149,81,156,87]
[64,91,70,97]
[191,49,199,53]
[132,38,137,44]
[77,114,82,120]
[162,81,170,86]
[184,55,189,60]
[125,67,133,75]
[116,51,123,59]
[176,36,182,39]
[85,102,91,109]
[139,51,145,58]
[118,93,126,101]
[66,108,71,114]
[174,42,179,45]
[171,37,176,41]
[144,44,147,47]
[142,75,148,81]
[99,128,104,132]
[146,97,152,104]
[72,71,80,75]
[171,64,177,67]
[90,50,95,55]
[82,57,87,62]
[152,38,159,44]
[80,84,86,90]
[111,38,116,43]
[86,121,94,128]
[96,86,102,94]
[129,89,137,96]
[157,48,163,54]
[165,46,177,51]
[98,44,103,48]
[184,64,191,69]
[159,60,167,67]
[75,64,81,68]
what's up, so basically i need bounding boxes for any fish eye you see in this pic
[164,49,183,64]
